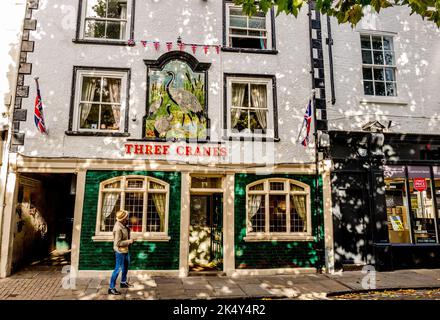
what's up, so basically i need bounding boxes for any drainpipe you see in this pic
[326,16,336,105]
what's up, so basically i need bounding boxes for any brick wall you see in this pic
[234,174,325,269]
[78,170,181,270]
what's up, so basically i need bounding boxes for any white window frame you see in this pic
[360,33,397,97]
[93,175,170,242]
[244,178,313,242]
[226,3,272,50]
[73,69,127,133]
[226,76,275,139]
[80,0,132,41]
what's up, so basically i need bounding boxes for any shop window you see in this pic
[360,34,397,96]
[245,178,312,241]
[384,165,439,244]
[95,176,169,239]
[225,75,278,139]
[77,0,134,42]
[69,67,130,135]
[225,4,273,50]
[435,167,440,222]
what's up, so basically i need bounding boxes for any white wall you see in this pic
[323,6,440,134]
[0,0,26,130]
[18,0,316,164]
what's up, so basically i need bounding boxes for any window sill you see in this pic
[221,47,278,55]
[72,39,131,46]
[92,234,171,242]
[359,96,409,106]
[223,136,280,142]
[244,235,315,242]
[65,131,130,137]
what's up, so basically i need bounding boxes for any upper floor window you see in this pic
[225,3,275,51]
[245,179,312,241]
[225,74,278,140]
[95,176,170,240]
[361,34,397,96]
[69,67,129,135]
[79,0,133,41]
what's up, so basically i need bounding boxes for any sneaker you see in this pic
[108,288,121,295]
[120,282,133,288]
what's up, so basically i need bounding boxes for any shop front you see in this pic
[330,131,440,271]
[73,161,326,276]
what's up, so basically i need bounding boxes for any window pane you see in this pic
[290,183,305,192]
[372,36,383,50]
[360,35,371,49]
[384,51,394,65]
[385,177,411,243]
[385,68,395,81]
[102,78,121,103]
[270,182,284,191]
[249,111,266,132]
[230,28,247,35]
[290,195,307,232]
[362,67,373,80]
[107,0,127,19]
[104,181,121,189]
[100,192,120,232]
[231,108,248,131]
[362,50,372,64]
[230,16,247,28]
[81,77,101,102]
[100,104,120,130]
[232,83,249,108]
[127,179,143,189]
[148,193,165,232]
[250,84,267,109]
[191,177,222,189]
[383,36,393,50]
[106,21,126,39]
[230,7,245,16]
[125,192,143,232]
[86,0,107,18]
[248,30,267,37]
[79,103,99,129]
[249,195,265,232]
[249,183,264,191]
[373,51,384,64]
[249,17,266,29]
[363,81,374,95]
[409,178,437,243]
[386,82,396,96]
[149,181,166,190]
[269,195,287,232]
[84,19,106,39]
[374,68,384,81]
[374,82,386,96]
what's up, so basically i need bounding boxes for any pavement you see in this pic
[2,267,440,300]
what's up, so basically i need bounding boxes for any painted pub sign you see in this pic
[143,52,210,141]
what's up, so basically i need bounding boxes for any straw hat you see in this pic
[116,210,129,222]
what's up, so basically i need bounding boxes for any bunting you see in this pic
[127,39,221,55]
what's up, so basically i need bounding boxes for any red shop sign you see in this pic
[414,178,427,192]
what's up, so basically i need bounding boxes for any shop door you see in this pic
[332,173,370,268]
[189,194,223,271]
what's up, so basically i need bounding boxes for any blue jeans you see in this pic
[109,252,130,289]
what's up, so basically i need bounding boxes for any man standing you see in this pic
[108,210,134,295]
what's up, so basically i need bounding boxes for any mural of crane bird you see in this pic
[148,91,163,116]
[165,70,206,127]
[154,104,173,138]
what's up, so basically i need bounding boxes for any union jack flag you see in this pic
[34,78,47,134]
[300,100,312,147]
